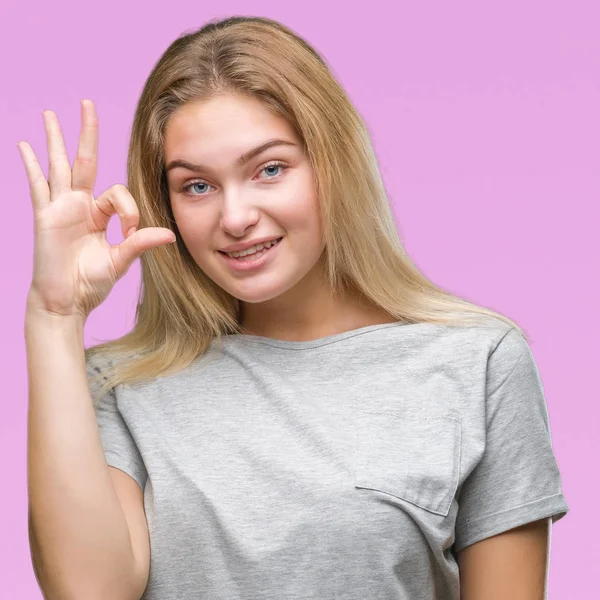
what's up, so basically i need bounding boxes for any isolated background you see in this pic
[1,0,598,597]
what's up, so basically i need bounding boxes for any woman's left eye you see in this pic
[258,161,287,179]
[181,161,288,196]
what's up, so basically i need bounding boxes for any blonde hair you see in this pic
[86,15,525,405]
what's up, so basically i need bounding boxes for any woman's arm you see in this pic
[457,518,550,600]
[26,305,147,600]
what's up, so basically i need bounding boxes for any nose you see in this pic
[219,190,260,237]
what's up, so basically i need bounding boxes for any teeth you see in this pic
[226,238,280,258]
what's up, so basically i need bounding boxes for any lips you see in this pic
[219,237,283,258]
[218,236,283,271]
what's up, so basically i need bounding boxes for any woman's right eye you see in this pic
[180,180,213,196]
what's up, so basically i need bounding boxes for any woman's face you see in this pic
[164,93,325,304]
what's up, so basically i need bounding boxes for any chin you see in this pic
[201,250,323,305]
[226,281,292,304]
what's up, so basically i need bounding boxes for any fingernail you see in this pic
[127,226,137,237]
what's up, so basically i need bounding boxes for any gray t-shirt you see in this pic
[86,321,569,599]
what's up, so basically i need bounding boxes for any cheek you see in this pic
[171,204,214,253]
[297,201,324,249]
[276,187,322,239]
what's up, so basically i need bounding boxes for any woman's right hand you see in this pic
[19,99,176,321]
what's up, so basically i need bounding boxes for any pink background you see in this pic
[2,0,597,597]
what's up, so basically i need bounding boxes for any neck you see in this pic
[238,263,397,342]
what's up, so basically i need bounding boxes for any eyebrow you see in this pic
[164,138,298,174]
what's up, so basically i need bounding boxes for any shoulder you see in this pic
[484,326,539,392]
[488,325,530,361]
[440,322,535,384]
[85,347,141,402]
[405,319,518,361]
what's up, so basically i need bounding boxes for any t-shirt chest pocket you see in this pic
[353,410,462,517]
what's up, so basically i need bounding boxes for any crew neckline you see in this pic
[218,321,414,350]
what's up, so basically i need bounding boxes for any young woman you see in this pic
[22,15,569,600]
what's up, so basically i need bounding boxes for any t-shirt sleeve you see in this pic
[86,352,148,491]
[453,327,569,553]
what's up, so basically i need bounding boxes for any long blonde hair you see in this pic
[86,15,524,404]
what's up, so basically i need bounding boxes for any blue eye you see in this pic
[261,163,284,178]
[183,181,212,195]
[180,161,288,196]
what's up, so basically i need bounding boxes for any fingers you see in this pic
[110,227,177,279]
[42,110,72,200]
[93,184,142,239]
[17,141,50,211]
[72,100,98,194]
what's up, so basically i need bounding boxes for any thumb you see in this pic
[110,227,176,277]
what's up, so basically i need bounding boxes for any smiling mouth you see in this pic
[218,237,283,261]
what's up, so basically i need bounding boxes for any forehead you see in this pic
[164,94,298,154]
